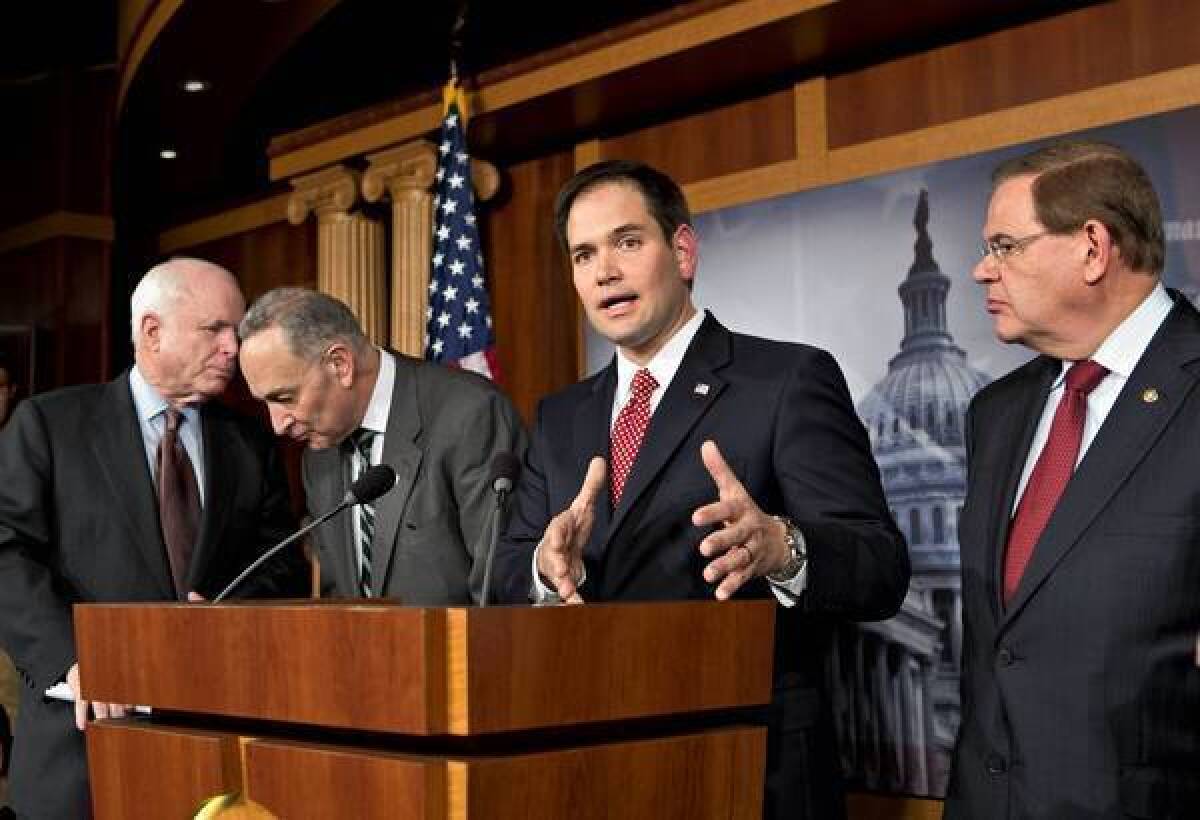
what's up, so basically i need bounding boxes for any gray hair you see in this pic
[239,287,370,361]
[129,257,236,343]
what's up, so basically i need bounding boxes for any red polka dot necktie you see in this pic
[1003,359,1109,604]
[610,368,658,506]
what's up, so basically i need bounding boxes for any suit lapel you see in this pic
[987,358,1058,615]
[574,364,616,561]
[307,445,358,595]
[89,373,175,597]
[604,314,729,549]
[186,407,232,591]
[373,359,423,594]
[1003,299,1200,624]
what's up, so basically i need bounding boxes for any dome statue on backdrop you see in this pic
[829,189,990,797]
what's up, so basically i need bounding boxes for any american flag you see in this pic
[424,81,499,381]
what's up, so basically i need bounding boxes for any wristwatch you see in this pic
[766,515,807,583]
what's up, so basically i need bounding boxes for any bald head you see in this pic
[131,258,245,408]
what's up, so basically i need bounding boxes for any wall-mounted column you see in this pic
[362,140,501,357]
[287,165,387,344]
[362,142,437,357]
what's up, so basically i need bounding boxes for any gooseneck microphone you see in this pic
[480,452,522,607]
[212,464,398,603]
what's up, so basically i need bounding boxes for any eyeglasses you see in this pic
[978,232,1049,265]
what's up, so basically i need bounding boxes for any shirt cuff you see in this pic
[529,544,587,604]
[767,563,807,607]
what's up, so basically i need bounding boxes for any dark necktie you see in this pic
[352,429,377,597]
[156,408,201,598]
[1003,359,1109,603]
[610,368,658,506]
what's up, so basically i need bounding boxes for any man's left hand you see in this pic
[693,440,790,600]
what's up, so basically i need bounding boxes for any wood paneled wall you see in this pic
[481,150,579,422]
[181,217,318,302]
[827,0,1200,149]
[0,68,114,389]
[152,0,1200,442]
[0,237,111,391]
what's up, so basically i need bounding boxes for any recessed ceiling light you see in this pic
[181,79,210,93]
[160,148,178,160]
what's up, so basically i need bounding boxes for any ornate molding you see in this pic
[287,165,361,225]
[362,141,437,202]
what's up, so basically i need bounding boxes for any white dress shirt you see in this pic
[1013,283,1174,510]
[350,349,396,577]
[128,365,206,505]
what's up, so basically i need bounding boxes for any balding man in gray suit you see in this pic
[239,287,527,604]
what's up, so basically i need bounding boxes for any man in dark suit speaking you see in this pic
[946,141,1200,819]
[493,160,910,819]
[0,257,308,819]
[238,288,527,605]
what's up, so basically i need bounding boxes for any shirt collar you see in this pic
[615,309,705,397]
[1055,282,1173,386]
[359,348,395,436]
[129,364,199,427]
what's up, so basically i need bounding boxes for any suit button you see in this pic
[986,754,1008,775]
[997,647,1014,667]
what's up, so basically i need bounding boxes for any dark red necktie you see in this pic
[1003,360,1108,603]
[610,368,658,506]
[157,408,201,598]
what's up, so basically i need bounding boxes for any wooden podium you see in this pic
[75,600,775,819]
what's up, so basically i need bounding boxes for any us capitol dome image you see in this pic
[828,190,989,797]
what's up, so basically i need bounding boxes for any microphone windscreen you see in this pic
[351,464,398,504]
[489,451,521,491]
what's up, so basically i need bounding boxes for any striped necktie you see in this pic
[352,428,377,597]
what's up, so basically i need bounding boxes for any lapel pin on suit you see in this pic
[1141,387,1160,403]
[693,383,710,397]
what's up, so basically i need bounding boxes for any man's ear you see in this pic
[673,223,699,286]
[141,313,162,351]
[325,343,356,387]
[1081,220,1115,285]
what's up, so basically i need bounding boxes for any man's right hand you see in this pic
[67,662,130,731]
[535,456,607,603]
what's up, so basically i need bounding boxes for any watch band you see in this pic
[766,515,807,583]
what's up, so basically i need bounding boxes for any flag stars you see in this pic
[458,322,473,339]
[448,259,465,276]
[428,279,440,294]
[439,140,451,155]
[435,167,445,182]
[471,274,484,289]
[448,172,465,189]
[464,213,476,226]
[437,311,451,328]
[443,285,459,301]
[446,114,458,128]
[456,235,472,251]
[437,225,451,241]
[456,151,469,163]
[465,297,480,314]
[441,199,457,215]
[433,252,444,268]
[431,338,445,356]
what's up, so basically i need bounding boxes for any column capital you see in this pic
[362,141,438,202]
[362,140,500,203]
[287,165,361,225]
